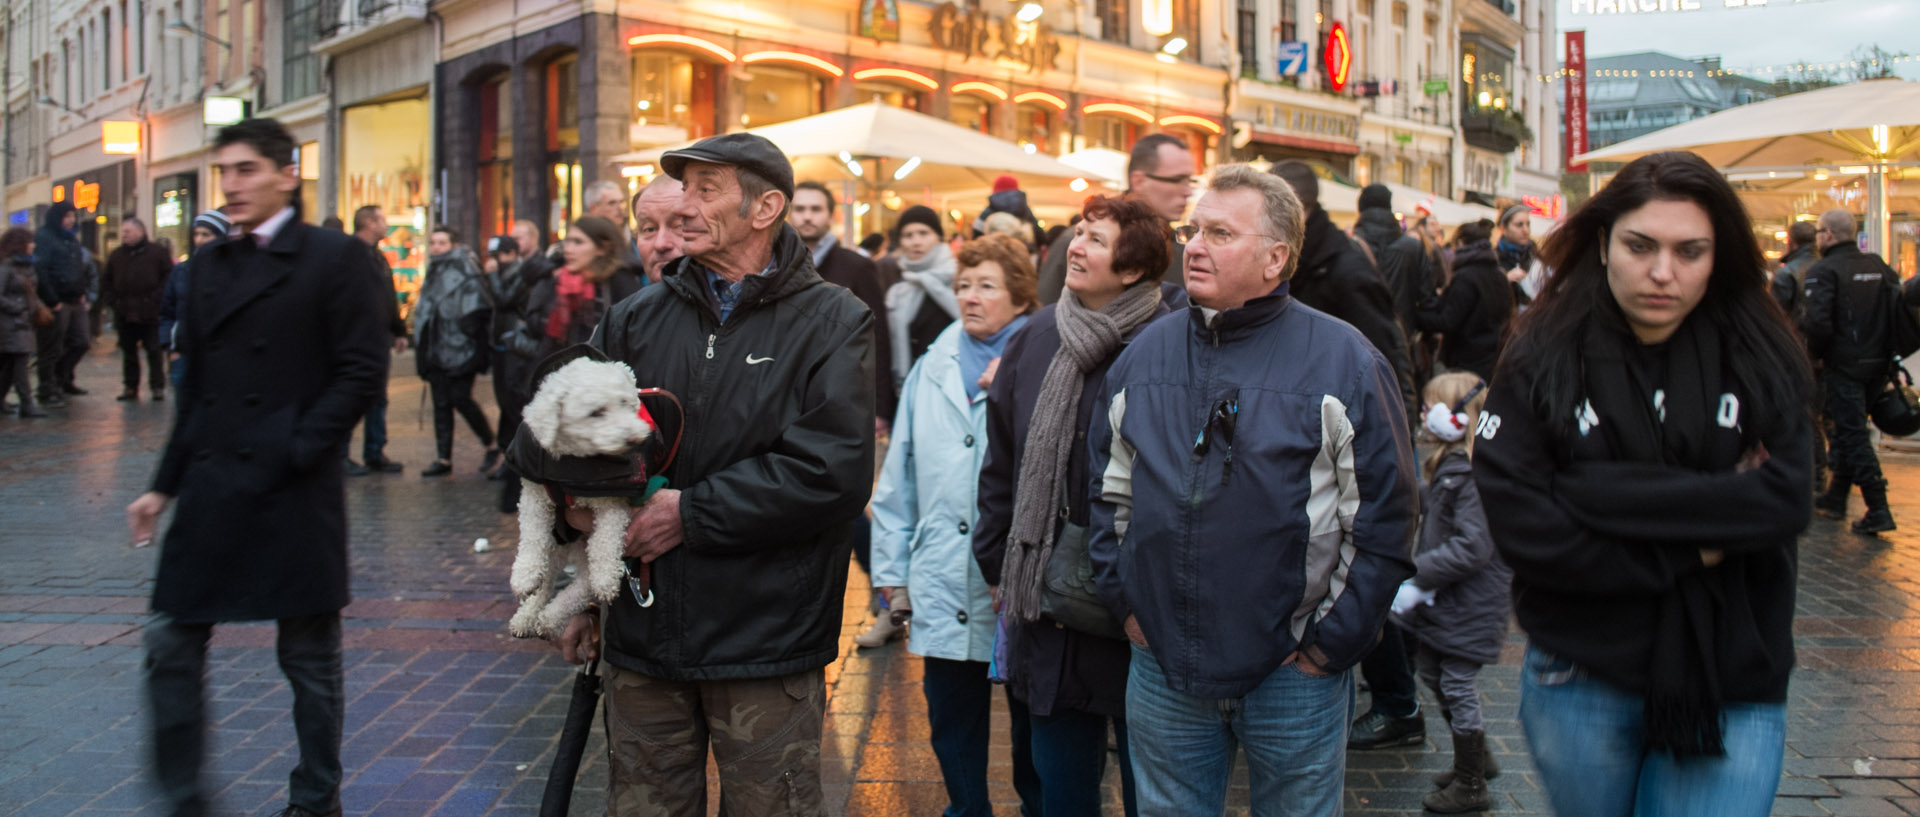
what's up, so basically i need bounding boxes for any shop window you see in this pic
[1015,104,1055,154]
[1461,41,1512,114]
[1393,157,1412,186]
[547,54,579,151]
[632,52,719,141]
[1095,0,1126,45]
[478,75,513,240]
[1423,163,1444,194]
[1236,0,1257,77]
[1355,154,1374,187]
[342,96,432,314]
[1084,115,1137,152]
[739,66,824,129]
[298,142,319,221]
[549,161,583,241]
[853,80,921,113]
[950,95,993,134]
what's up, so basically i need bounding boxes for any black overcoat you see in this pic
[149,220,391,622]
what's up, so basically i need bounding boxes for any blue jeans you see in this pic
[1029,708,1136,817]
[1519,646,1786,817]
[1126,644,1353,817]
[923,657,1040,817]
[361,394,389,463]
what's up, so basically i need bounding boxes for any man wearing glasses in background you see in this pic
[1037,133,1194,304]
[1088,165,1417,816]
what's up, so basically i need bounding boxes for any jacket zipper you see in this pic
[705,332,716,360]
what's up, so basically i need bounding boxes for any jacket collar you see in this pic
[1186,281,1292,342]
[1295,206,1345,278]
[1821,242,1862,260]
[1782,244,1813,264]
[661,224,821,320]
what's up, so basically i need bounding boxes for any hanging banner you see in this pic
[1566,30,1588,172]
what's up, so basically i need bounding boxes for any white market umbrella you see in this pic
[1057,148,1131,184]
[1574,78,1920,256]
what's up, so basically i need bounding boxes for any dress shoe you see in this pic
[422,460,454,478]
[152,390,165,402]
[479,447,503,473]
[17,405,48,418]
[62,384,87,395]
[273,805,342,817]
[116,391,138,401]
[344,460,372,477]
[366,458,404,473]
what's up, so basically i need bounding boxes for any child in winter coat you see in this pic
[1392,371,1513,814]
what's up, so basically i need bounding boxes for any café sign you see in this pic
[929,2,1060,75]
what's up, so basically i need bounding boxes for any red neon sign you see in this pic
[1323,22,1352,93]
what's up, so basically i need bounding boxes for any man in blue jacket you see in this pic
[1089,164,1417,815]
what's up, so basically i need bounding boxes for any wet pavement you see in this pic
[2,340,1918,817]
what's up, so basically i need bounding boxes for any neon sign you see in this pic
[1323,22,1352,93]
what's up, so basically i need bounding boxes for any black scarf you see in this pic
[1581,314,1743,757]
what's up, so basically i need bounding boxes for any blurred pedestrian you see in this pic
[33,200,88,404]
[585,179,643,266]
[977,196,1179,817]
[793,180,893,425]
[971,174,1045,247]
[413,226,496,478]
[1090,166,1417,815]
[158,210,232,394]
[1353,184,1432,338]
[1038,134,1192,304]
[873,234,1040,817]
[882,205,958,387]
[103,217,174,401]
[1497,205,1547,309]
[859,232,886,262]
[1803,208,1900,533]
[342,206,409,476]
[1391,372,1509,814]
[550,132,875,817]
[1476,151,1812,817]
[476,234,544,492]
[510,219,549,278]
[126,116,392,817]
[1772,220,1816,320]
[319,216,344,232]
[1413,219,1511,381]
[0,227,46,417]
[632,176,685,286]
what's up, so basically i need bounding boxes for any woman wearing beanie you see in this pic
[881,205,959,388]
[157,209,232,393]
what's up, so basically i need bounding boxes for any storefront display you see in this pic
[341,95,432,315]
[152,175,198,260]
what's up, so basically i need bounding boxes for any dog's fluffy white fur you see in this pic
[508,358,653,638]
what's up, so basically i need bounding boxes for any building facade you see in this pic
[1584,51,1772,151]
[1453,0,1556,205]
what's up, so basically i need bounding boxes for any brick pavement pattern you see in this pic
[2,342,1918,816]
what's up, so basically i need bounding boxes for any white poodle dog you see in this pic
[508,357,653,638]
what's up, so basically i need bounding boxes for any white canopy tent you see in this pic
[614,102,1101,243]
[1574,78,1920,257]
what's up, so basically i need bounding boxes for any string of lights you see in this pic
[1527,53,1917,84]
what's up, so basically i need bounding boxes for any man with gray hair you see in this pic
[586,179,643,266]
[546,132,876,815]
[1089,164,1417,815]
[1802,208,1900,533]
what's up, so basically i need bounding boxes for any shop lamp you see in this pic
[1161,37,1188,56]
[1069,178,1089,192]
[1016,2,1044,22]
[892,156,922,181]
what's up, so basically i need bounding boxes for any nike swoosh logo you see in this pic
[745,354,774,365]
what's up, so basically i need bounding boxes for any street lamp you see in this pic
[36,96,80,115]
[1015,2,1044,22]
[166,19,232,50]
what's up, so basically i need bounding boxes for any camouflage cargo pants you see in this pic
[602,663,826,817]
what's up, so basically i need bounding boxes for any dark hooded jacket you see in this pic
[1413,241,1512,381]
[1771,243,1815,323]
[1801,242,1900,382]
[103,236,174,325]
[34,202,85,305]
[1392,451,1511,666]
[1352,207,1430,334]
[590,224,876,681]
[1288,205,1418,423]
[412,249,492,378]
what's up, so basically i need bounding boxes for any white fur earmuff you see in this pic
[1426,401,1469,442]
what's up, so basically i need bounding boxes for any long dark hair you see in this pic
[1499,151,1811,439]
[568,216,622,283]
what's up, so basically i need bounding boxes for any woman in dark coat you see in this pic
[1414,219,1512,381]
[414,227,496,477]
[975,197,1181,817]
[0,227,45,416]
[1474,151,1812,817]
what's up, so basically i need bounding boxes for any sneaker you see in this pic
[345,460,372,477]
[1852,508,1896,535]
[853,615,904,649]
[1348,707,1426,750]
[422,460,453,478]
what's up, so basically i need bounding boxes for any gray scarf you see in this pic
[1000,281,1163,623]
[886,243,959,383]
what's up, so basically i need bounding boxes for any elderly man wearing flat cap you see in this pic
[547,132,876,816]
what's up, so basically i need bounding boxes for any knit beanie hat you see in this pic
[193,210,232,236]
[1358,183,1393,212]
[895,205,944,240]
[992,175,1020,194]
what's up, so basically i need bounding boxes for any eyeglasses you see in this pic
[1142,172,1194,186]
[1175,223,1280,247]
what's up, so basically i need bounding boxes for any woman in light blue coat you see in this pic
[872,235,1040,817]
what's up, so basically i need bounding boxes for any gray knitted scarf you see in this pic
[1001,281,1163,623]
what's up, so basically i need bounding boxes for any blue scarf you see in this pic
[959,315,1028,400]
[1497,237,1533,272]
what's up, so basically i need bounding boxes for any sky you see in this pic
[1557,0,1920,81]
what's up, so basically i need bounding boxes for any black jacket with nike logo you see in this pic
[592,224,877,681]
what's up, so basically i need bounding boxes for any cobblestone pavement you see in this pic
[2,341,1919,817]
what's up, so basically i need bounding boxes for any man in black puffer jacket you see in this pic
[1273,163,1418,423]
[551,133,875,816]
[1801,208,1900,534]
[1352,183,1431,336]
[33,201,89,403]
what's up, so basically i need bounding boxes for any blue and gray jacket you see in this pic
[1088,285,1418,698]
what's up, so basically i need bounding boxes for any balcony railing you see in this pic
[1462,110,1528,154]
[314,0,428,53]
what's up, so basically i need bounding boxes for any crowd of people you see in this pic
[115,113,1880,817]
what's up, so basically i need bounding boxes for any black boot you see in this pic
[1853,481,1896,535]
[1433,741,1500,788]
[1424,731,1492,813]
[1814,475,1851,519]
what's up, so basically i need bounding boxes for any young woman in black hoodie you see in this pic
[1473,151,1812,817]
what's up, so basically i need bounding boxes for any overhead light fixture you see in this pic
[1873,123,1891,156]
[1069,178,1089,192]
[893,156,922,181]
[1161,37,1188,56]
[627,33,736,63]
[1016,2,1044,22]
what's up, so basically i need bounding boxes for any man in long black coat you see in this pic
[126,118,390,817]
